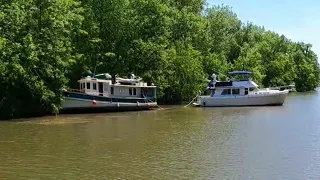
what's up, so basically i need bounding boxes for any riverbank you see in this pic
[0,90,318,121]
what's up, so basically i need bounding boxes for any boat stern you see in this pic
[194,95,207,107]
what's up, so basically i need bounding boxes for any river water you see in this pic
[0,91,320,180]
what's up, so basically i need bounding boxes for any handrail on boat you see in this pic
[67,88,84,93]
[63,88,111,97]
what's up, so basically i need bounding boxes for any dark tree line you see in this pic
[0,0,319,119]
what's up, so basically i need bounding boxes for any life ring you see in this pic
[92,100,97,105]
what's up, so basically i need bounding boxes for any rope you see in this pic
[184,94,199,108]
[143,95,163,109]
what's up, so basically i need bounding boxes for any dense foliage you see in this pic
[0,0,319,119]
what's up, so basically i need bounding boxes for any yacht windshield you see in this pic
[230,74,251,81]
[227,71,252,81]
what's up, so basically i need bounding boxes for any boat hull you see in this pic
[61,91,157,112]
[196,91,288,107]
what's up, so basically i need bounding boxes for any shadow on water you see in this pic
[5,105,182,123]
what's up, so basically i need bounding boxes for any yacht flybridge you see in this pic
[193,71,289,107]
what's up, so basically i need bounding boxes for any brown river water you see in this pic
[0,91,320,180]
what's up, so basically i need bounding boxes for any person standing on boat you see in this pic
[208,74,216,97]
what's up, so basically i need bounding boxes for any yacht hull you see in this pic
[196,91,288,107]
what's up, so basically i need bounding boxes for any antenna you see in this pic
[93,55,99,77]
[210,69,233,80]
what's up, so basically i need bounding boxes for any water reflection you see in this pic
[1,92,320,179]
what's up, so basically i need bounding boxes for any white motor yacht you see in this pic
[194,71,289,107]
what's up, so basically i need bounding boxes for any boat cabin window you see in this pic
[129,88,136,96]
[232,89,240,95]
[215,81,233,87]
[245,88,248,95]
[249,87,255,91]
[82,83,85,90]
[111,87,114,95]
[93,83,97,90]
[86,82,90,89]
[221,89,231,95]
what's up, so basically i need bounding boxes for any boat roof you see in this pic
[78,76,111,83]
[228,71,252,75]
[93,73,112,80]
[113,83,156,88]
[214,80,258,88]
[77,76,156,87]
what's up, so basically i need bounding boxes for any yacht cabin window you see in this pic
[129,88,132,95]
[93,83,97,90]
[86,82,90,89]
[133,88,136,95]
[232,89,240,95]
[221,89,231,95]
[245,88,248,95]
[82,83,85,90]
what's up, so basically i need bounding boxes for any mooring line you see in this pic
[184,95,199,108]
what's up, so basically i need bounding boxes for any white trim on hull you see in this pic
[196,91,288,107]
[61,97,157,110]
